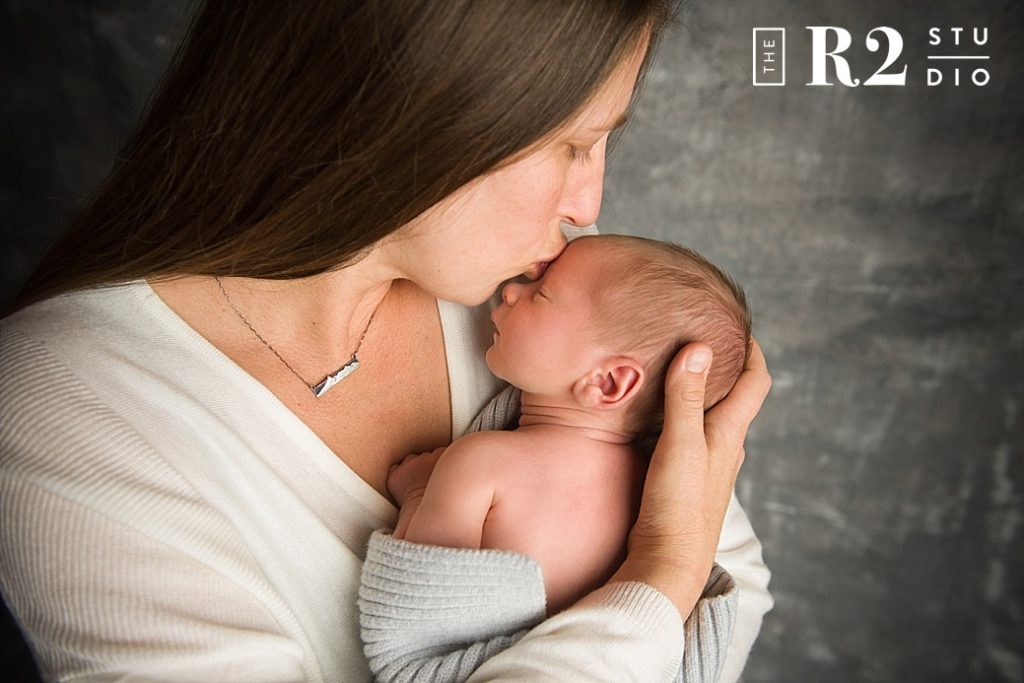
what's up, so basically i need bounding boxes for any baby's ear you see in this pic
[572,356,645,411]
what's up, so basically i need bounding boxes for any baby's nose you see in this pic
[502,282,524,306]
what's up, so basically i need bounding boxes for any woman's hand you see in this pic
[610,340,771,618]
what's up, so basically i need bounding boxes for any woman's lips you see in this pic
[527,261,551,280]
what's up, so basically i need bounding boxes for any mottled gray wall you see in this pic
[2,2,1022,682]
[605,2,1024,681]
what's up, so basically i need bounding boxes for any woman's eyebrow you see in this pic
[587,112,629,134]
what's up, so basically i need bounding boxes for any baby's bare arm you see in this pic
[399,432,510,549]
[388,446,446,539]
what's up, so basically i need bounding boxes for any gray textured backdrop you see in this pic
[2,2,1023,682]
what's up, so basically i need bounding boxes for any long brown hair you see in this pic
[10,1,672,312]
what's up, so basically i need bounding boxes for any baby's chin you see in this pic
[483,347,510,383]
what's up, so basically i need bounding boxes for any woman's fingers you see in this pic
[633,343,719,554]
[657,343,713,458]
[612,341,770,619]
[705,338,772,454]
[638,344,713,528]
[612,344,720,616]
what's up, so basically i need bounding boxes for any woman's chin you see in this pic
[445,285,501,308]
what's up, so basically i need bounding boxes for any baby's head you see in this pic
[584,235,752,439]
[487,233,751,440]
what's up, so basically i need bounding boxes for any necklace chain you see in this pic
[215,277,376,398]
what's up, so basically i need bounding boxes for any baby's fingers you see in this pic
[386,446,446,505]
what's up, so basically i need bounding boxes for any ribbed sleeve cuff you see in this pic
[588,566,738,683]
[359,531,547,682]
[583,581,687,636]
[685,564,739,683]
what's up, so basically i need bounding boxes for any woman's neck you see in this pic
[217,266,395,353]
[151,250,404,380]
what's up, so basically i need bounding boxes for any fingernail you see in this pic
[686,349,712,373]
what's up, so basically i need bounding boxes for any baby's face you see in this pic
[486,239,610,394]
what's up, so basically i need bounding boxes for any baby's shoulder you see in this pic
[446,429,531,461]
[439,430,545,482]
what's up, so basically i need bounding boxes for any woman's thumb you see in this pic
[660,344,713,450]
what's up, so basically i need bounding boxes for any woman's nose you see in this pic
[559,139,606,228]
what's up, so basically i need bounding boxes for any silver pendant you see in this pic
[312,355,360,397]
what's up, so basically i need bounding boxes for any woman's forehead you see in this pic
[563,38,648,135]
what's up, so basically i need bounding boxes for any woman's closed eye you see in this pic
[569,144,593,163]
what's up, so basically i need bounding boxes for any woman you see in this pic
[0,2,772,681]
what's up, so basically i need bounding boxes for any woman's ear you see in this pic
[572,356,645,410]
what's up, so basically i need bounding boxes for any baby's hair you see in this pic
[584,234,752,441]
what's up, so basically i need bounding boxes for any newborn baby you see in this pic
[391,234,751,613]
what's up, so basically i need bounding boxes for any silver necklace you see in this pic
[215,277,376,398]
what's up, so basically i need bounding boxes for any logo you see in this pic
[752,28,786,86]
[751,26,990,87]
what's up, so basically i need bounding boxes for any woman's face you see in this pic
[385,40,649,306]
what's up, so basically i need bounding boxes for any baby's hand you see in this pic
[387,447,446,508]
